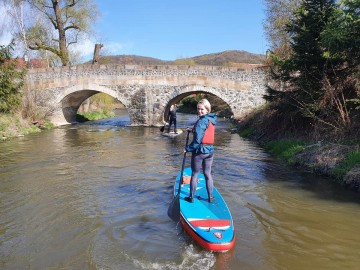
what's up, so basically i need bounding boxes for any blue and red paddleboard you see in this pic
[173,167,236,252]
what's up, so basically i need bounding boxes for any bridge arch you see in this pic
[162,85,233,121]
[52,83,130,125]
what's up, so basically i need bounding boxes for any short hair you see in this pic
[197,99,211,113]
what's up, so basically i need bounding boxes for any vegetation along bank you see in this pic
[235,104,360,192]
[242,0,360,192]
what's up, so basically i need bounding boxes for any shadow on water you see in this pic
[254,151,360,205]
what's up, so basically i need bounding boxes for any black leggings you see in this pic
[189,152,214,199]
[168,118,177,132]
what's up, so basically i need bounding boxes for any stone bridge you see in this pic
[25,64,268,126]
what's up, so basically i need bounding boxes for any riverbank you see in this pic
[234,106,360,192]
[0,113,53,140]
[0,109,119,141]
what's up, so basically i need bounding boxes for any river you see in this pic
[1,110,360,270]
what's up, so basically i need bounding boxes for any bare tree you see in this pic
[3,1,32,55]
[10,0,99,66]
[263,0,301,58]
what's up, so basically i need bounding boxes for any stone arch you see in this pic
[162,84,234,122]
[56,83,127,105]
[51,83,129,125]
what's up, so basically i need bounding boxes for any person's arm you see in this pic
[185,119,207,152]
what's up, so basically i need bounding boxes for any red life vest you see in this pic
[193,119,215,145]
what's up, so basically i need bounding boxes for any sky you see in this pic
[0,0,268,62]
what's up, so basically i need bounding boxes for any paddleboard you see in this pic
[161,129,183,138]
[173,167,236,252]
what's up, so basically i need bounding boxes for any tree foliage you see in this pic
[0,41,26,113]
[6,0,99,66]
[265,0,360,137]
[0,43,14,63]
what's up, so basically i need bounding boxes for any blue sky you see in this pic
[93,0,267,60]
[0,0,267,61]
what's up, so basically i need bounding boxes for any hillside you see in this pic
[95,50,265,66]
[188,50,265,66]
[96,55,169,65]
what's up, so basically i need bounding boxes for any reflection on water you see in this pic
[1,111,360,269]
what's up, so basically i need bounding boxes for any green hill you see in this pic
[95,50,265,67]
[185,50,265,66]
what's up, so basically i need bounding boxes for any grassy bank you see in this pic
[1,108,114,141]
[0,113,54,140]
[76,110,115,122]
[262,139,360,181]
[235,107,360,192]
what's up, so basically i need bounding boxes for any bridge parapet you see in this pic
[27,64,266,83]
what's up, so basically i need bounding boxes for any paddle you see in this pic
[160,122,166,132]
[167,130,191,221]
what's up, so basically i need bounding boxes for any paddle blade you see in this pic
[167,194,180,221]
[160,125,165,132]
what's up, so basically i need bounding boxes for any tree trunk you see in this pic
[52,0,70,66]
[92,44,103,64]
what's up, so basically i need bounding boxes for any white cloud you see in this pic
[73,38,96,57]
[0,5,12,45]
[105,42,125,55]
[73,38,132,62]
[0,32,13,46]
[104,41,136,56]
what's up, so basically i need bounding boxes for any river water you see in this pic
[1,110,360,270]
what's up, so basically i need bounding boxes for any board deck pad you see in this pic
[173,167,236,252]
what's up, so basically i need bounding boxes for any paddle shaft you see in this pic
[176,130,190,196]
[167,130,191,221]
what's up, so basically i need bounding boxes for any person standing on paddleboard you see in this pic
[167,104,178,133]
[184,98,217,203]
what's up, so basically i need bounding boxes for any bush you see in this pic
[0,42,26,113]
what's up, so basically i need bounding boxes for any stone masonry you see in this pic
[25,64,268,126]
